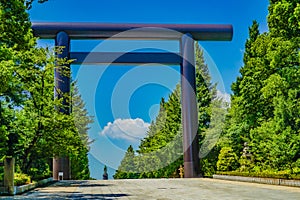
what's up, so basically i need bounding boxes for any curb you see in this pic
[0,177,54,195]
[213,174,300,187]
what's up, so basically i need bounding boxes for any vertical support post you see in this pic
[4,157,15,195]
[53,31,71,180]
[180,33,200,178]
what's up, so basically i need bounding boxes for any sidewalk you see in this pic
[1,178,300,199]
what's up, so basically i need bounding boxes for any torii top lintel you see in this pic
[31,22,233,41]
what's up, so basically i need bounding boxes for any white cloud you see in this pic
[100,118,150,142]
[216,90,231,104]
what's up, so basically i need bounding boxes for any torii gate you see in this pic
[32,22,233,180]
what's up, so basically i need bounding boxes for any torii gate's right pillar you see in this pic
[180,33,200,178]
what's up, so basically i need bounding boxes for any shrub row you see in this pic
[14,173,31,186]
[1,171,50,186]
[216,171,300,180]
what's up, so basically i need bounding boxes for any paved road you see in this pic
[1,178,300,200]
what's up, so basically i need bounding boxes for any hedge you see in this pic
[216,171,300,180]
[14,173,31,186]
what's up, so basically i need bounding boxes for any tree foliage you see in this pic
[70,82,93,180]
[0,0,92,180]
[221,0,300,175]
[0,0,35,159]
[114,43,220,178]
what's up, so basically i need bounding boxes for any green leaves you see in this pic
[268,1,300,38]
[0,0,35,50]
[222,0,300,175]
[115,43,218,178]
[0,0,92,180]
[217,147,238,171]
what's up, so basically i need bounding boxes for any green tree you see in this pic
[268,0,300,38]
[70,82,93,180]
[222,21,264,167]
[0,0,37,159]
[217,147,238,171]
[0,0,93,180]
[220,0,300,174]
[11,48,81,176]
[195,43,223,177]
[115,43,218,178]
[114,145,137,179]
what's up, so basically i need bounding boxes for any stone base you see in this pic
[53,157,70,180]
[184,161,201,178]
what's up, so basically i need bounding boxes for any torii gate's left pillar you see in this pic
[53,31,71,180]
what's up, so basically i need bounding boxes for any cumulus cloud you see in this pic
[216,90,231,104]
[100,118,150,142]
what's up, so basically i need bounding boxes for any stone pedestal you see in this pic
[53,157,70,180]
[4,157,15,195]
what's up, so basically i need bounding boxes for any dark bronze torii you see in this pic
[32,22,233,180]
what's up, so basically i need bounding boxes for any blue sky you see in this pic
[29,0,269,179]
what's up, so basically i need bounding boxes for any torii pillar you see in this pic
[181,33,200,177]
[53,31,71,180]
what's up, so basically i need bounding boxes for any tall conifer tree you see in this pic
[115,43,216,178]
[220,0,300,173]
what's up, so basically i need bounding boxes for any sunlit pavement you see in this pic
[1,178,300,200]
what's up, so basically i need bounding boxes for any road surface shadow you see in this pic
[1,193,130,200]
[71,193,129,199]
[53,181,112,187]
[0,181,121,199]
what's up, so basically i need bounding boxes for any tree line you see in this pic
[114,0,300,179]
[114,43,225,178]
[0,0,92,181]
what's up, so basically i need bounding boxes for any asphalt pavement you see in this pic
[1,178,300,200]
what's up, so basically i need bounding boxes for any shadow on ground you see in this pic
[21,193,129,200]
[2,193,129,200]
[1,180,129,200]
[54,181,112,188]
